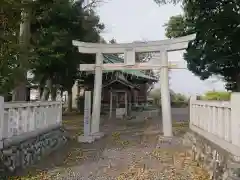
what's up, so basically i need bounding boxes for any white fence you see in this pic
[190,93,240,156]
[0,96,62,148]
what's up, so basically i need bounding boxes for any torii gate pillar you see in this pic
[91,52,104,138]
[160,50,172,136]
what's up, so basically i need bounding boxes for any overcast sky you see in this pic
[96,0,226,95]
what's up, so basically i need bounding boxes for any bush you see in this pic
[149,89,189,107]
[171,101,188,107]
[200,91,231,101]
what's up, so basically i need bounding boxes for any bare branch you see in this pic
[82,0,107,10]
[134,39,153,63]
[147,84,154,93]
[154,0,181,5]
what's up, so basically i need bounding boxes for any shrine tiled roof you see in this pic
[103,54,158,81]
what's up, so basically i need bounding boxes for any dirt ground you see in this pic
[12,111,209,180]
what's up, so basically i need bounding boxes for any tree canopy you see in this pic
[0,0,22,97]
[1,0,104,104]
[164,0,240,91]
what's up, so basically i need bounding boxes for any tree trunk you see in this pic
[51,85,57,101]
[38,86,43,100]
[41,79,52,101]
[26,87,31,101]
[12,82,27,101]
[67,88,72,112]
[235,75,240,92]
[38,79,45,99]
[60,88,64,102]
[12,5,31,101]
[236,82,240,92]
[60,89,63,98]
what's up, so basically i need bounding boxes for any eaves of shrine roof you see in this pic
[102,54,158,81]
[102,76,140,90]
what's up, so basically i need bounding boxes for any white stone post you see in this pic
[72,81,78,109]
[78,91,94,143]
[84,91,91,135]
[91,52,104,138]
[0,96,4,148]
[160,50,172,137]
[230,93,240,147]
[189,96,197,126]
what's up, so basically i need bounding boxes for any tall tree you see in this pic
[1,0,104,104]
[1,0,43,100]
[0,1,21,98]
[30,0,104,111]
[12,0,32,101]
[164,0,240,91]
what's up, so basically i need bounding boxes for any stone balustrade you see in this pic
[0,97,67,175]
[190,94,240,155]
[187,93,240,179]
[3,101,62,139]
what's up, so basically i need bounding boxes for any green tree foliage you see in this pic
[30,0,104,111]
[164,0,240,91]
[1,0,104,104]
[171,92,187,103]
[164,15,194,38]
[200,91,231,101]
[31,0,84,96]
[0,0,21,97]
[149,88,188,107]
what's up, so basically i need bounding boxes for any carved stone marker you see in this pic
[83,91,91,136]
[78,91,94,143]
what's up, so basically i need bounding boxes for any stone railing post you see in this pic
[230,93,240,147]
[0,96,4,148]
[189,96,197,126]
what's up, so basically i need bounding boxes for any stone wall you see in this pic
[183,131,240,180]
[0,125,67,176]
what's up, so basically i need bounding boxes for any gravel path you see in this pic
[14,109,209,180]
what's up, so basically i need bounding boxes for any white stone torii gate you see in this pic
[72,34,195,139]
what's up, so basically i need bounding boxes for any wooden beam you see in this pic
[79,61,187,71]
